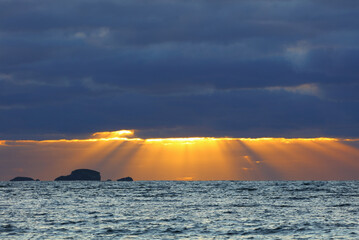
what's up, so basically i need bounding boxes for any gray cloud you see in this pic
[0,0,359,138]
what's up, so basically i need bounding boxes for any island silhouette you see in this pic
[55,169,101,181]
[9,169,134,181]
[10,176,35,181]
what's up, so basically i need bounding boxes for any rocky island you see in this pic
[9,169,133,182]
[117,177,134,181]
[55,169,101,181]
[10,177,35,181]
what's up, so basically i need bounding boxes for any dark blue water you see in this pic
[1,181,358,239]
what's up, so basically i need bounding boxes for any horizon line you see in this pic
[2,129,359,145]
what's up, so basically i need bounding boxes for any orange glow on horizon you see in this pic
[1,130,359,181]
[1,130,357,145]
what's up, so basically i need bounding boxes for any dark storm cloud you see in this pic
[1,89,358,139]
[0,0,359,138]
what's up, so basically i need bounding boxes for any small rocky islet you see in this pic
[55,169,101,181]
[117,176,134,181]
[10,177,35,181]
[9,169,134,182]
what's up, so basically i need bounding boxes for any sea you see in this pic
[0,181,358,239]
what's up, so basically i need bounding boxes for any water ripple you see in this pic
[0,181,358,239]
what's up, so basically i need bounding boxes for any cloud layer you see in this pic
[1,0,359,138]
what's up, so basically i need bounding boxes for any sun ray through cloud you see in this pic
[1,130,359,180]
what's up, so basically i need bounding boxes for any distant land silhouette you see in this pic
[10,177,35,181]
[117,177,134,181]
[55,169,101,181]
[8,169,134,181]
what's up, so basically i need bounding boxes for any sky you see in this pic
[1,130,359,181]
[1,0,359,180]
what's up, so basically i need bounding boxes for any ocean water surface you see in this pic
[0,181,358,239]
